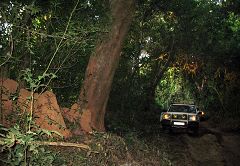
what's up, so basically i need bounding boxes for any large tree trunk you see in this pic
[78,0,135,132]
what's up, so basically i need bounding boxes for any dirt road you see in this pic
[143,121,240,166]
[186,121,240,166]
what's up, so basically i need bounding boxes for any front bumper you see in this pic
[161,119,199,129]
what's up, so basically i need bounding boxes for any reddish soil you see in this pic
[1,79,72,138]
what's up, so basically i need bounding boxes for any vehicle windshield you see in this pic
[168,105,196,113]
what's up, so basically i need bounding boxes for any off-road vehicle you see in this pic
[160,103,203,134]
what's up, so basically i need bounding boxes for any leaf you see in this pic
[38,75,44,81]
[50,73,57,79]
[0,133,6,137]
[39,129,52,137]
[50,130,63,138]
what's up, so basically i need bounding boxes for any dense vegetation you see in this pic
[0,0,240,165]
[109,0,240,129]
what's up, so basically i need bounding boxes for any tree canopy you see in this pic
[1,0,240,131]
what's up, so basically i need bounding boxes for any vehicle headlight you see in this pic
[189,115,197,121]
[162,113,171,120]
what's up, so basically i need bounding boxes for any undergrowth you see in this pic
[48,131,172,166]
[0,69,59,166]
[1,69,173,166]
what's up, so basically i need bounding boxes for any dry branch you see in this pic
[33,141,90,150]
[0,139,90,150]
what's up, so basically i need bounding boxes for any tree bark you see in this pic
[78,0,135,132]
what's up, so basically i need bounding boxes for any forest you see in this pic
[0,0,240,165]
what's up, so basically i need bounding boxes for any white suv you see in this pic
[160,104,203,134]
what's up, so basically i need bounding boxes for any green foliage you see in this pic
[0,68,62,165]
[155,67,195,109]
[0,1,239,165]
[0,0,110,104]
[22,68,57,91]
[1,0,240,132]
[228,12,240,32]
[0,124,57,166]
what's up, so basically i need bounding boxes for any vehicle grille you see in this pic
[172,114,187,120]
